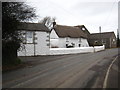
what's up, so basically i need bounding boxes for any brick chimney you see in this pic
[53,21,56,28]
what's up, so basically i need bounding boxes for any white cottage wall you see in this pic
[36,31,50,55]
[50,37,89,48]
[59,38,89,48]
[18,31,50,56]
[59,38,66,48]
[50,29,89,48]
[50,39,59,48]
[50,30,59,39]
[67,38,80,47]
[50,30,59,48]
[81,38,89,47]
[18,44,34,56]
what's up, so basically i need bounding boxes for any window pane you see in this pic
[26,32,33,43]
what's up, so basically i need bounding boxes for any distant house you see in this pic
[89,32,117,48]
[17,23,50,56]
[50,23,89,48]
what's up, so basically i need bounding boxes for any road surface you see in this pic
[3,48,119,88]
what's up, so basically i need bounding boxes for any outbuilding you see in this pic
[89,32,117,48]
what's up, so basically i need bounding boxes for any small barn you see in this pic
[17,23,50,56]
[50,24,89,48]
[89,32,117,48]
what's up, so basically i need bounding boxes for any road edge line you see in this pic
[103,56,118,88]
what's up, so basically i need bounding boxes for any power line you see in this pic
[103,0,117,26]
[46,0,78,22]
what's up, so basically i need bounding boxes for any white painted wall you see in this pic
[81,38,89,47]
[49,45,105,55]
[94,45,105,52]
[18,44,34,56]
[36,32,50,55]
[51,37,89,48]
[50,30,59,39]
[58,38,66,48]
[18,31,50,56]
[50,39,59,48]
[50,30,59,48]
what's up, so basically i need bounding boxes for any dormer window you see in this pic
[82,27,85,30]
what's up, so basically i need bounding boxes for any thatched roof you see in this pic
[53,25,87,38]
[17,22,50,32]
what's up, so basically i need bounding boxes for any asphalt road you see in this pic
[2,48,119,88]
[105,54,119,88]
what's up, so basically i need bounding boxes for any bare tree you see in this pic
[39,16,56,29]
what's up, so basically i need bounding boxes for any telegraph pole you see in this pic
[99,26,102,45]
[117,29,120,47]
[117,29,119,39]
[99,26,101,33]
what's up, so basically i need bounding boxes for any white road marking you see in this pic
[103,56,118,88]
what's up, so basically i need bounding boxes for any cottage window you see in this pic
[113,39,115,42]
[112,39,116,44]
[66,37,69,42]
[26,31,33,43]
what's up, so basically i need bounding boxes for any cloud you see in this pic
[25,0,118,36]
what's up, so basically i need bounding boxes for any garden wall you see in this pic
[49,45,105,55]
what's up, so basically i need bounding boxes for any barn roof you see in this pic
[90,32,116,39]
[53,25,87,38]
[17,22,50,32]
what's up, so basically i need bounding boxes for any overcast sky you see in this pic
[24,0,118,36]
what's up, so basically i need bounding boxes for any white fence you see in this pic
[49,45,105,55]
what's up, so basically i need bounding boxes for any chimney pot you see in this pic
[53,22,56,28]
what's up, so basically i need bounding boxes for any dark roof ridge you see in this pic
[55,24,80,27]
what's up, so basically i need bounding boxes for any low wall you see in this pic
[18,45,105,56]
[49,45,105,55]
[94,46,105,52]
